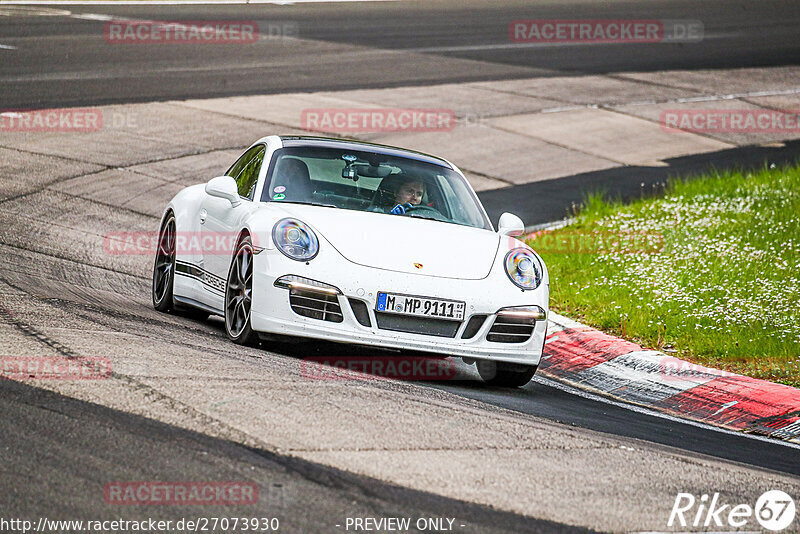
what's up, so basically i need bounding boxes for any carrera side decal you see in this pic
[175,261,226,294]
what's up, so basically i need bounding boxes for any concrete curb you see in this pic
[543,312,800,444]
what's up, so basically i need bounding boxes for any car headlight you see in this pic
[272,218,319,261]
[504,248,542,290]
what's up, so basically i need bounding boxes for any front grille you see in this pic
[289,288,343,323]
[375,313,460,338]
[486,315,536,343]
[348,298,372,327]
[461,315,487,339]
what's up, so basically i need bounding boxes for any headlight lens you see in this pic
[504,248,542,290]
[272,218,319,261]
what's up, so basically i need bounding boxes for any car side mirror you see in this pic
[497,212,525,236]
[205,176,241,207]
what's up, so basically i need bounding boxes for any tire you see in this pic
[476,360,537,388]
[224,235,258,346]
[152,213,176,313]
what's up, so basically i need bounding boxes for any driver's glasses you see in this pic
[398,184,424,204]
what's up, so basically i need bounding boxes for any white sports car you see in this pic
[153,136,549,387]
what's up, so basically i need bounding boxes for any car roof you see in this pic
[277,136,453,168]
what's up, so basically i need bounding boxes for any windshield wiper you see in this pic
[406,214,445,223]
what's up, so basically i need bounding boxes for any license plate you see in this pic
[376,292,465,321]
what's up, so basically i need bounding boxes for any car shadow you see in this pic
[198,315,537,391]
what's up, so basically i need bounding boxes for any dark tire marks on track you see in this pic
[1,378,592,534]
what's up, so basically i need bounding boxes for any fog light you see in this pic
[496,305,546,321]
[274,275,341,295]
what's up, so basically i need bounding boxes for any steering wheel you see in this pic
[404,204,447,221]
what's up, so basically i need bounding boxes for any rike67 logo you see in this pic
[669,490,796,531]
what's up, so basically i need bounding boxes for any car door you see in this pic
[199,144,266,293]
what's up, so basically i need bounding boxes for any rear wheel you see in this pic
[152,214,176,312]
[476,360,537,388]
[225,235,258,346]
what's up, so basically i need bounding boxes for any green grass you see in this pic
[529,163,800,387]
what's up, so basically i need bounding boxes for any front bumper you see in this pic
[250,244,549,365]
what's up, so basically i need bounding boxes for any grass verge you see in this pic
[528,163,800,387]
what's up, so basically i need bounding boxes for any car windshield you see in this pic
[260,146,492,230]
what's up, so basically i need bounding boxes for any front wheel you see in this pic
[152,214,176,312]
[225,235,258,346]
[476,360,537,388]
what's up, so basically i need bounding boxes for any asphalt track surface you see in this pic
[1,0,800,108]
[2,0,800,225]
[488,139,800,226]
[2,0,800,530]
[2,378,589,534]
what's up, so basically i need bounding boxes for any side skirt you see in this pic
[173,295,223,317]
[174,260,226,316]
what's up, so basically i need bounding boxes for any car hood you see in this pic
[277,204,500,279]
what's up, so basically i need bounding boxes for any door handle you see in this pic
[199,209,207,224]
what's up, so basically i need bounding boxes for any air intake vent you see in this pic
[289,288,343,323]
[461,315,487,339]
[348,298,372,327]
[486,315,535,343]
[376,313,460,338]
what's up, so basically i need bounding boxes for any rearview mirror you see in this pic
[497,212,525,236]
[205,176,241,207]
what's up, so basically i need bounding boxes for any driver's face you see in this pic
[395,181,424,205]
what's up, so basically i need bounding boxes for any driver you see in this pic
[389,177,425,215]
